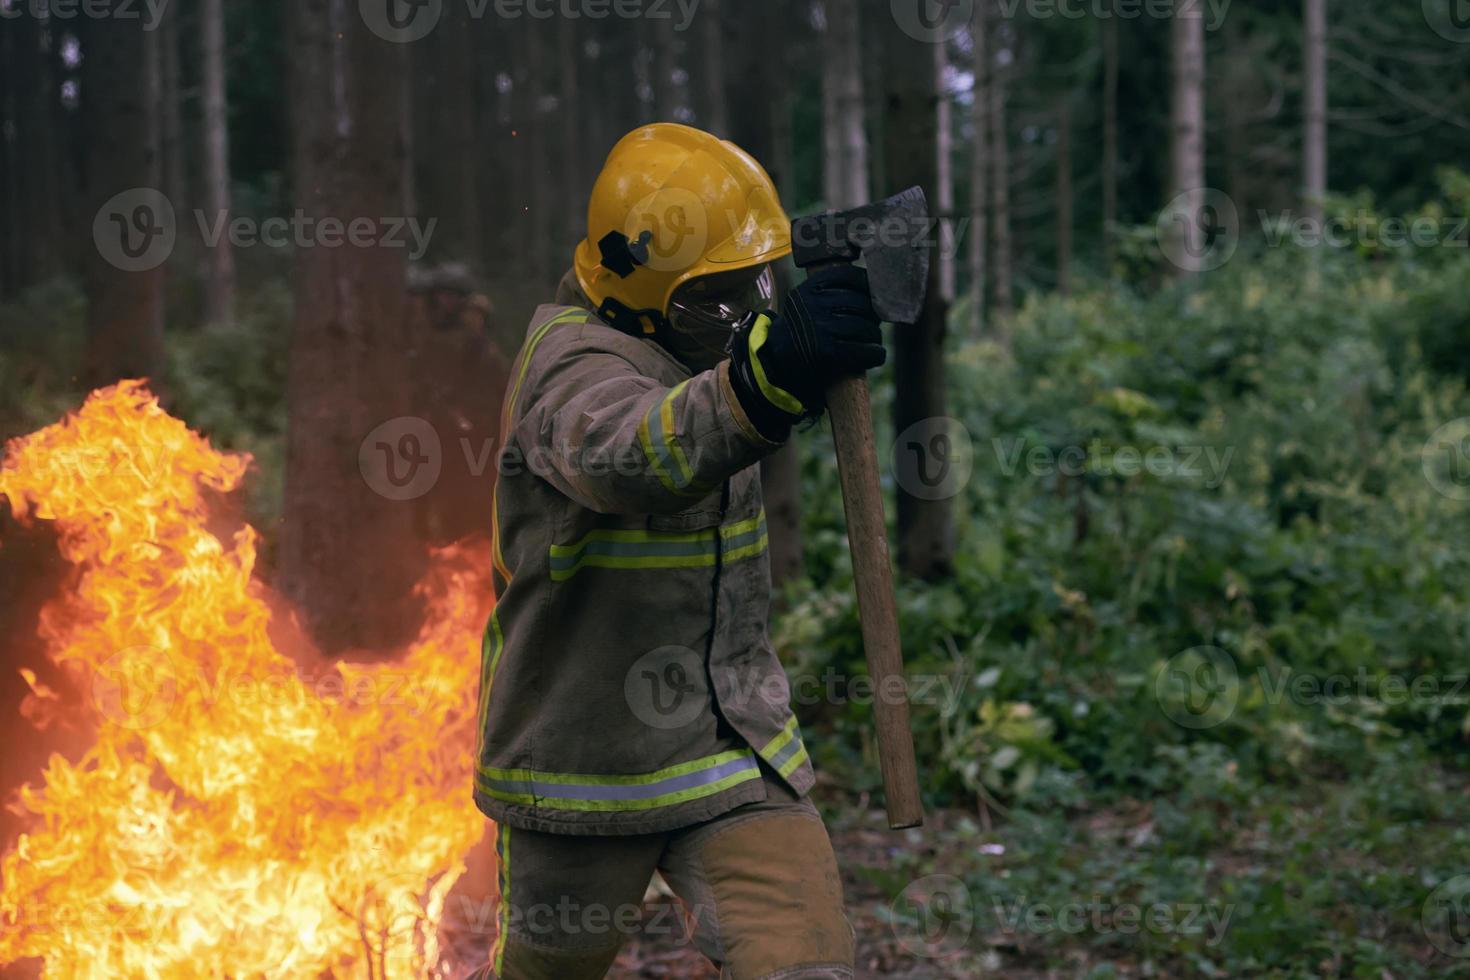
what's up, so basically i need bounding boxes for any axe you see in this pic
[791,188,929,830]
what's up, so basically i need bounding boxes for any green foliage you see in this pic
[787,187,1470,975]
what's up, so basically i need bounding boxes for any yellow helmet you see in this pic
[574,123,792,336]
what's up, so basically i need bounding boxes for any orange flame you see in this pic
[0,381,491,977]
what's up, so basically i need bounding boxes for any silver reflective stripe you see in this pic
[767,733,806,774]
[480,752,760,805]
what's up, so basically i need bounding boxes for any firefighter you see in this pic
[468,123,885,979]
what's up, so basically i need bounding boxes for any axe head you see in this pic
[790,187,931,325]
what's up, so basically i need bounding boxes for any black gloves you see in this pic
[729,265,886,440]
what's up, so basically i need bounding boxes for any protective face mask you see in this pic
[665,265,776,371]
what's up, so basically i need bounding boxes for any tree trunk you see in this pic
[969,14,988,336]
[559,16,584,262]
[988,3,1014,324]
[884,28,954,581]
[821,0,867,210]
[1101,14,1119,274]
[1302,0,1328,224]
[159,8,184,216]
[7,12,65,290]
[1056,95,1073,295]
[1168,5,1207,277]
[935,38,956,303]
[79,11,166,387]
[699,0,730,136]
[201,0,235,327]
[279,0,423,655]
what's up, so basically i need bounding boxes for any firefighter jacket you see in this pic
[473,272,815,836]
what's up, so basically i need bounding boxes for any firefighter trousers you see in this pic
[463,771,853,979]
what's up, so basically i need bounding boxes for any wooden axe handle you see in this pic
[825,375,924,829]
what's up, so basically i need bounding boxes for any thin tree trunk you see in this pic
[1302,0,1328,224]
[1056,95,1073,295]
[1168,6,1207,277]
[559,16,583,263]
[160,8,184,215]
[935,38,956,303]
[699,0,729,136]
[1102,14,1119,274]
[10,12,64,288]
[279,0,423,654]
[885,27,954,581]
[80,11,166,387]
[201,0,235,327]
[989,3,1014,324]
[969,13,988,336]
[821,0,867,210]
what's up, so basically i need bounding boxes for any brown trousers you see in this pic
[463,773,853,980]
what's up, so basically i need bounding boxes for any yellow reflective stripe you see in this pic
[760,714,799,758]
[660,382,697,486]
[493,308,589,579]
[476,750,762,812]
[637,410,681,495]
[778,741,811,779]
[547,513,767,581]
[493,824,510,974]
[639,381,710,498]
[749,314,805,415]
[477,611,505,735]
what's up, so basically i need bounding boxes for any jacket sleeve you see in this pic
[511,328,783,515]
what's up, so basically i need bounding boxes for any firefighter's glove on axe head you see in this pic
[730,265,886,441]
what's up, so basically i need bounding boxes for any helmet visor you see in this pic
[668,265,775,341]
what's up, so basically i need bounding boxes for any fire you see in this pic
[0,381,492,977]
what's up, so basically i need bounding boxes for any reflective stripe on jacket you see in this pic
[474,272,815,836]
